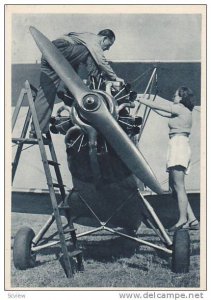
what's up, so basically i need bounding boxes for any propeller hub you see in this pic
[82,94,100,111]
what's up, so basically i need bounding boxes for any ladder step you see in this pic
[58,206,70,212]
[69,250,83,258]
[47,160,60,166]
[12,137,50,145]
[63,228,77,234]
[53,183,66,189]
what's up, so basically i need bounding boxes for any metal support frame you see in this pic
[132,67,159,145]
[30,187,173,257]
[31,224,172,255]
[135,67,157,117]
[76,189,173,254]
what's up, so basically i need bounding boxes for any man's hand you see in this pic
[116,77,125,84]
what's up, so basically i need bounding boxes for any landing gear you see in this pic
[171,229,190,273]
[13,226,36,270]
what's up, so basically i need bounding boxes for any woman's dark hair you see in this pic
[98,29,115,41]
[178,86,195,111]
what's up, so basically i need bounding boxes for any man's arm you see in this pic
[96,53,124,83]
[85,55,101,78]
[87,43,124,83]
[86,54,124,84]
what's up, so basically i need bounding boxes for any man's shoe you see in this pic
[29,131,37,139]
[29,131,47,140]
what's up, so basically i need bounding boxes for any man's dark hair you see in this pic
[98,29,115,41]
[178,86,195,111]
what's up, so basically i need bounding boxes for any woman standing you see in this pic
[138,86,199,232]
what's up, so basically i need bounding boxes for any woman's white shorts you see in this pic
[166,135,191,175]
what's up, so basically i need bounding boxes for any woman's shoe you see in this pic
[168,222,187,232]
[185,219,200,230]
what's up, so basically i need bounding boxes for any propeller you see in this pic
[30,26,163,194]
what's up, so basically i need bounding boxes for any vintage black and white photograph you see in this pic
[5,4,206,290]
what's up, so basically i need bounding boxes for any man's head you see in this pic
[98,29,115,51]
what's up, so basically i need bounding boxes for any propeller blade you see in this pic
[29,26,90,104]
[81,102,163,194]
[30,26,163,194]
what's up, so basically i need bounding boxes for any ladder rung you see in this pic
[52,183,66,188]
[69,250,82,258]
[63,228,77,234]
[47,160,60,166]
[58,205,70,210]
[12,137,50,145]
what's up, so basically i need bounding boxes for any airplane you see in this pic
[12,26,191,276]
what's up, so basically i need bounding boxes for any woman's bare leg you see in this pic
[171,167,188,226]
[169,167,198,229]
[187,203,197,222]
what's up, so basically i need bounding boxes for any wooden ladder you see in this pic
[12,80,83,277]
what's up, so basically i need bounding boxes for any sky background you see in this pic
[11,13,201,63]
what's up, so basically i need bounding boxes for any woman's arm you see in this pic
[137,97,175,114]
[152,108,172,118]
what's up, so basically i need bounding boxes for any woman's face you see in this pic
[173,90,182,104]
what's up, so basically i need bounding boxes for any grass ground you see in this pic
[10,212,200,289]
